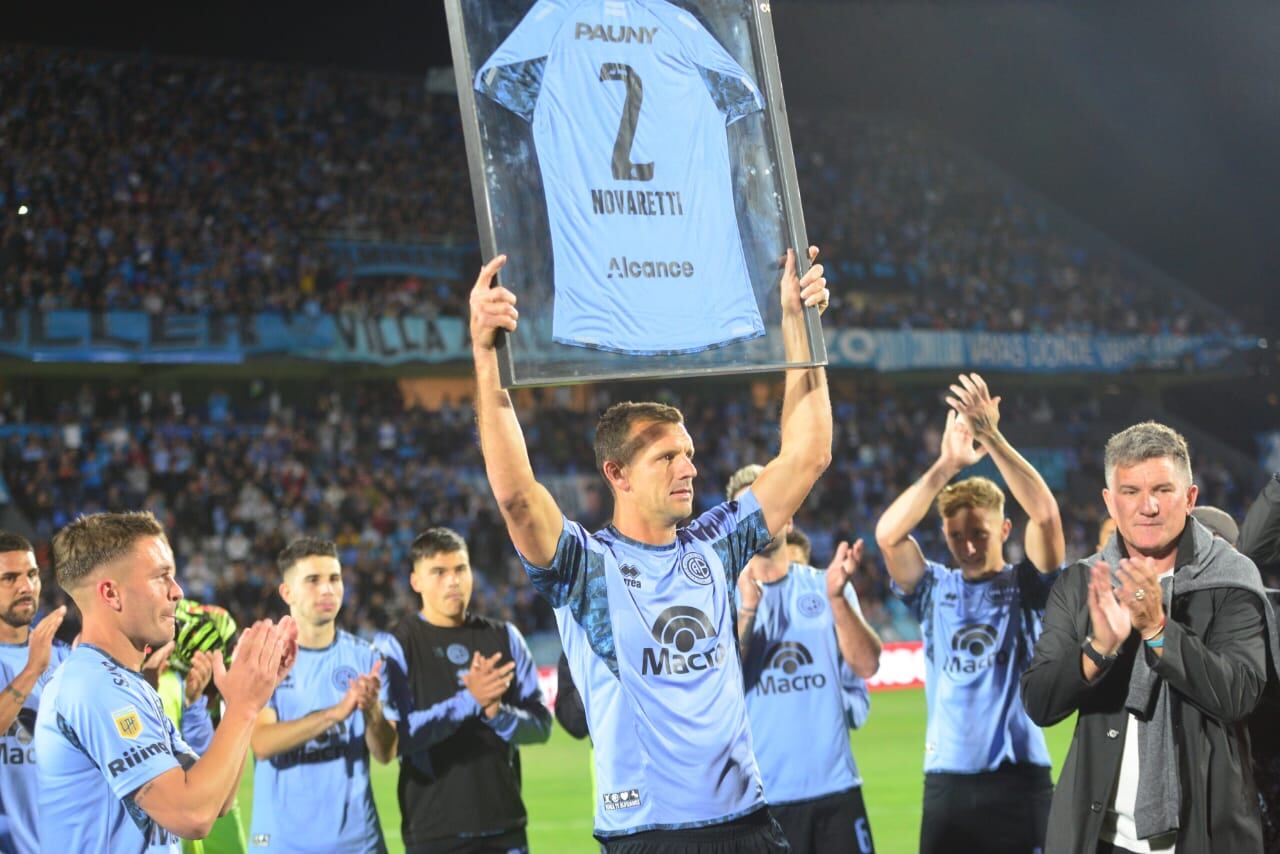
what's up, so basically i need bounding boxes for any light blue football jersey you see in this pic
[520,487,771,837]
[0,633,70,854]
[35,644,198,853]
[738,564,868,805]
[476,0,766,355]
[249,630,386,853]
[892,559,1058,774]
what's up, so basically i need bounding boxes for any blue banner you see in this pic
[0,310,469,365]
[0,312,1253,371]
[825,328,1253,373]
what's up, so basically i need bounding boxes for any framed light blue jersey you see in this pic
[476,0,766,356]
[446,0,825,386]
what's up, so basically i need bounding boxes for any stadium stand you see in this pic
[0,45,1247,337]
[0,379,1260,647]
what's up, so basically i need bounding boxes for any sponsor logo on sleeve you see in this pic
[107,740,173,777]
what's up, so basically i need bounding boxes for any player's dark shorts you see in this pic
[920,762,1052,854]
[772,786,875,854]
[600,807,790,853]
[405,826,528,854]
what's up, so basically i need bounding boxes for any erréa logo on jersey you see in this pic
[680,553,713,586]
[945,623,1008,678]
[641,605,728,676]
[331,666,359,692]
[757,641,827,695]
[619,564,642,589]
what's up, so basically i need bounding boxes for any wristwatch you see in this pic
[1081,636,1119,668]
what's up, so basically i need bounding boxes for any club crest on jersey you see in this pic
[680,553,713,586]
[574,23,658,44]
[332,665,359,692]
[113,706,143,740]
[447,643,470,665]
[797,593,825,618]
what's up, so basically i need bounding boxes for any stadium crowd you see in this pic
[1,45,1243,337]
[0,379,1259,647]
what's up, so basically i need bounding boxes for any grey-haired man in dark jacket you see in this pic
[1021,421,1278,854]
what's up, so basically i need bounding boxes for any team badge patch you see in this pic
[680,554,713,586]
[797,593,825,618]
[447,643,470,665]
[113,707,143,740]
[332,666,359,692]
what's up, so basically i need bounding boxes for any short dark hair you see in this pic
[52,512,166,589]
[0,532,34,556]
[594,401,684,474]
[410,528,468,563]
[785,528,812,563]
[276,537,338,575]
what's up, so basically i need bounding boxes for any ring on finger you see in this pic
[1134,588,1146,600]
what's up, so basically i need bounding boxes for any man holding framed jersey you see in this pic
[469,245,831,852]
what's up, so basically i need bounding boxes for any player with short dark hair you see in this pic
[469,246,832,851]
[377,527,551,853]
[249,536,394,853]
[785,528,812,565]
[875,375,1065,854]
[35,511,296,852]
[0,532,68,853]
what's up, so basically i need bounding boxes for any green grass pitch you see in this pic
[239,687,1075,853]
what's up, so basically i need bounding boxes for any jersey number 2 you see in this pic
[599,63,654,182]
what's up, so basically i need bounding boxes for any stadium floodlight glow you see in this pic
[17,205,28,216]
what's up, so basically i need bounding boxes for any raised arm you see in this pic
[470,255,565,567]
[874,411,979,594]
[749,247,833,535]
[134,617,297,839]
[0,606,64,735]
[826,540,882,679]
[946,373,1065,573]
